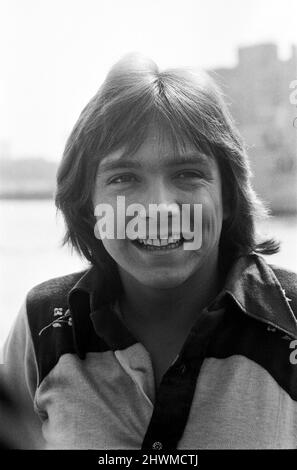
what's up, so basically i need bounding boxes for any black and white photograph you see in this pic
[0,0,297,462]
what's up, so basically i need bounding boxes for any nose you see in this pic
[141,179,181,236]
[144,178,180,215]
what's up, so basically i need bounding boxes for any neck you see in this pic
[117,255,223,333]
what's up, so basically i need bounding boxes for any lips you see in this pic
[136,235,182,247]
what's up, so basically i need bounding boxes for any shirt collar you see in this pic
[208,254,297,339]
[68,254,297,356]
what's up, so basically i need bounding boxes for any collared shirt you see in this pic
[1,253,297,449]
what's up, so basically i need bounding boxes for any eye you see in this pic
[108,174,138,184]
[175,171,203,179]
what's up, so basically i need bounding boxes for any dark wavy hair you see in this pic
[55,53,279,278]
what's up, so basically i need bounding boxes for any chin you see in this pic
[137,271,190,289]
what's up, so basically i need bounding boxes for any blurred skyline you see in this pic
[1,0,297,161]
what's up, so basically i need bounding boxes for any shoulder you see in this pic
[267,262,297,318]
[25,269,89,355]
[26,269,88,308]
[268,262,297,288]
[24,269,91,384]
[268,262,297,300]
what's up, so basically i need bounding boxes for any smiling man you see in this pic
[1,54,297,450]
[91,132,227,388]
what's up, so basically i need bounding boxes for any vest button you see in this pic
[152,441,163,450]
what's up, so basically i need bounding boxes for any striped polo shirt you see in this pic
[2,253,297,449]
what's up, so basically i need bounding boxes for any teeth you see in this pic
[136,237,183,248]
[146,239,153,245]
[152,239,160,246]
[137,235,182,243]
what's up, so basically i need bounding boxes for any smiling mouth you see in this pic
[132,236,185,251]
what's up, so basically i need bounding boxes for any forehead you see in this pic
[98,129,216,171]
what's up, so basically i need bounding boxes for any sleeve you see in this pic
[0,300,46,449]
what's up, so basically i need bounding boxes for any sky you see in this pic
[0,0,296,161]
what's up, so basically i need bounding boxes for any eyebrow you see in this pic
[97,153,212,174]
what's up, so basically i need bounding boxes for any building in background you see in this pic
[212,43,297,213]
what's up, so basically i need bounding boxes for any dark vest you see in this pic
[25,263,297,387]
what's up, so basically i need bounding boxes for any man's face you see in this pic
[92,130,227,289]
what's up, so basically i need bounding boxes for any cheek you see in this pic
[199,190,224,240]
[93,191,126,240]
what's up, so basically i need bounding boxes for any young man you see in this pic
[1,54,297,449]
